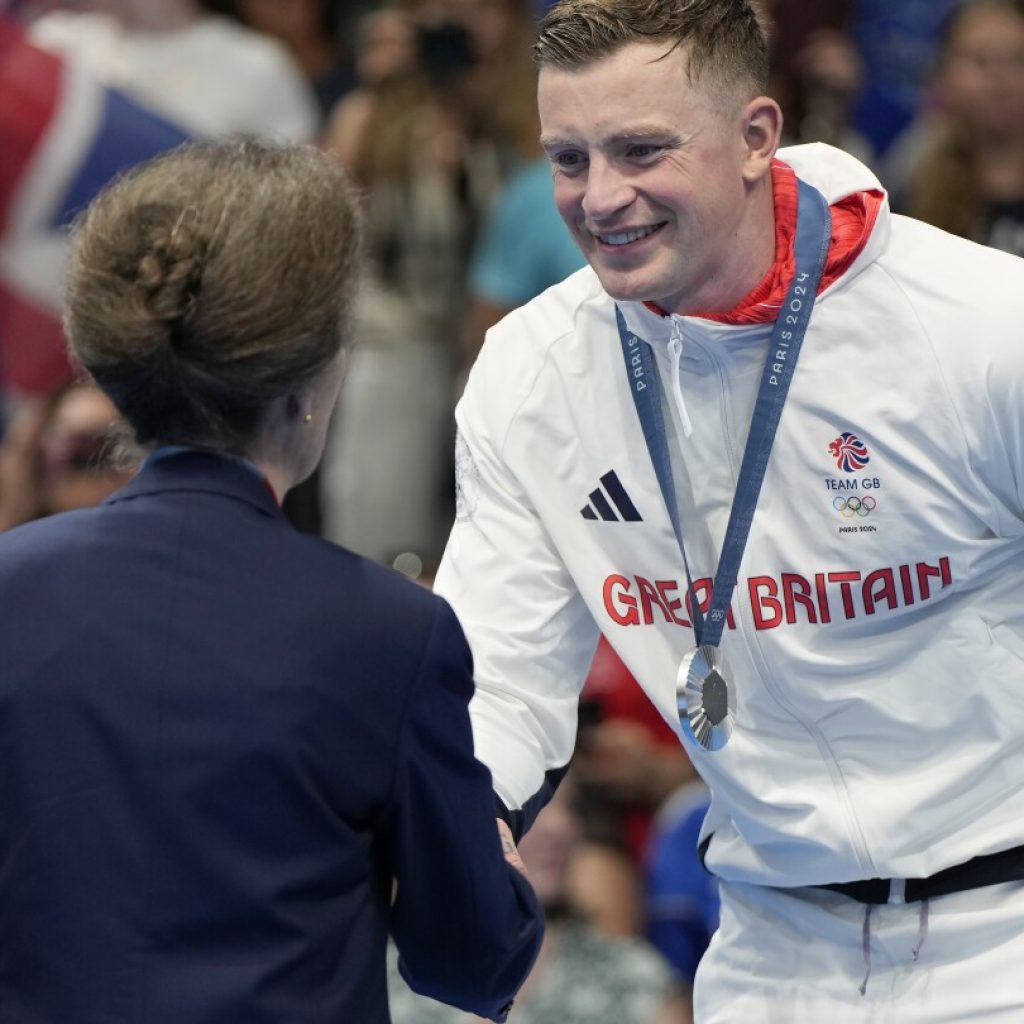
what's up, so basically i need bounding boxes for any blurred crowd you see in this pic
[2,0,1024,1020]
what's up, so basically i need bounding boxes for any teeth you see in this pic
[601,225,658,246]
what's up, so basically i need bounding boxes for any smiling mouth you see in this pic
[596,222,667,246]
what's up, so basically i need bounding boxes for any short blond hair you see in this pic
[535,0,769,102]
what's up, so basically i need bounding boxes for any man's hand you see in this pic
[496,819,528,878]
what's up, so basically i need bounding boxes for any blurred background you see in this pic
[3,1,1022,1019]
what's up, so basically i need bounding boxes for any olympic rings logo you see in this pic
[833,495,877,517]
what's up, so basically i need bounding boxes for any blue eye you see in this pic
[552,151,587,173]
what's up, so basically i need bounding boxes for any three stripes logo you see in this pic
[581,470,642,523]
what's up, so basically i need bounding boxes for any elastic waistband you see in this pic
[820,844,1024,905]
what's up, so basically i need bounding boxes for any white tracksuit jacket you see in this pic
[434,143,1024,889]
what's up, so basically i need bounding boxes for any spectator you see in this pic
[899,0,1024,256]
[847,0,962,158]
[463,154,586,369]
[219,0,355,125]
[775,28,873,164]
[574,638,696,866]
[446,0,544,170]
[28,0,319,140]
[0,380,136,530]
[763,0,873,163]
[320,0,541,570]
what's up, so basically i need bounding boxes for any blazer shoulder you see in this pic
[289,531,457,651]
[0,506,98,567]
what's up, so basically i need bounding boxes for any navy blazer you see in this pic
[0,450,542,1023]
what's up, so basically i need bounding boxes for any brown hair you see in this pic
[534,0,770,100]
[64,139,362,451]
[908,0,1024,238]
[907,132,980,239]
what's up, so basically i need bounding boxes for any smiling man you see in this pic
[537,21,777,316]
[434,1,1024,1021]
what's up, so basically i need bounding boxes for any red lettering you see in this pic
[656,580,690,626]
[815,572,831,624]
[749,575,782,630]
[863,568,898,615]
[827,571,862,620]
[635,576,657,625]
[637,575,674,625]
[603,575,639,626]
[782,573,817,624]
[604,559,953,633]
[916,560,944,602]
[899,564,915,606]
[940,556,952,587]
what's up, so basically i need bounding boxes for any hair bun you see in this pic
[135,206,206,328]
[65,139,362,451]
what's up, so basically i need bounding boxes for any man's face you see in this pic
[539,41,758,315]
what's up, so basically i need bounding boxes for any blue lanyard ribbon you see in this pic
[616,177,831,649]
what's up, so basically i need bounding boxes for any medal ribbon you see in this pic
[616,178,831,649]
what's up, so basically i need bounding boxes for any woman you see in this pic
[899,0,1024,255]
[0,139,540,1024]
[0,380,136,531]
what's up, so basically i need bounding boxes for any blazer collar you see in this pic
[106,448,285,520]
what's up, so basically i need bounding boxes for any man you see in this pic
[434,0,1024,1020]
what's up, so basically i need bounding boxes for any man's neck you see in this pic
[654,168,778,318]
[677,171,778,316]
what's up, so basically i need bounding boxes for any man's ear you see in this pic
[740,95,783,184]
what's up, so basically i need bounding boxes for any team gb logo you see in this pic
[828,432,870,473]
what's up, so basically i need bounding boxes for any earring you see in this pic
[304,412,313,423]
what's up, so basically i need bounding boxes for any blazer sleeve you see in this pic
[384,597,544,1022]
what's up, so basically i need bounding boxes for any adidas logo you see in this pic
[580,470,642,522]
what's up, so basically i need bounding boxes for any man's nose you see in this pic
[581,158,634,224]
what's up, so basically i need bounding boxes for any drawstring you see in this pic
[667,318,694,438]
[858,904,873,996]
[911,898,930,961]
[858,896,930,997]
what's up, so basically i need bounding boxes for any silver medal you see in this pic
[677,644,735,752]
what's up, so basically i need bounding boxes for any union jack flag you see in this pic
[0,13,188,395]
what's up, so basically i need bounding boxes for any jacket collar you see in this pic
[106,447,285,521]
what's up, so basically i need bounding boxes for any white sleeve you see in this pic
[434,355,599,822]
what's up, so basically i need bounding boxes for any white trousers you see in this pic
[694,878,1024,1022]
